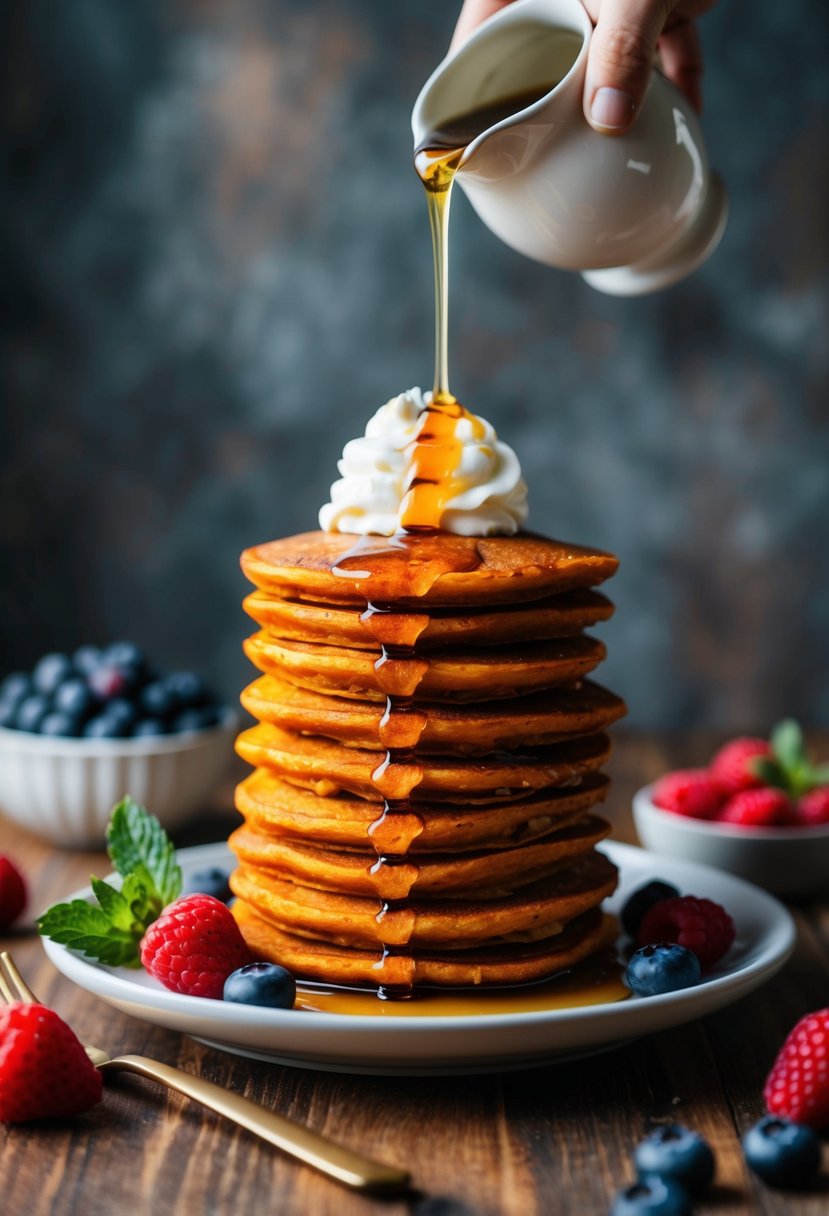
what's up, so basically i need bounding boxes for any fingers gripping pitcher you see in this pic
[412,0,727,296]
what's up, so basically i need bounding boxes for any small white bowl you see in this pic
[0,716,238,848]
[633,783,829,898]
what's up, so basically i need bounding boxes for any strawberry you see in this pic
[796,787,829,827]
[709,737,771,795]
[0,1002,102,1122]
[0,856,27,931]
[764,1009,829,1129]
[652,769,724,819]
[636,895,736,970]
[718,787,793,827]
[140,893,253,998]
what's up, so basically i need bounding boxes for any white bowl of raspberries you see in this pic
[633,721,829,898]
[0,643,236,848]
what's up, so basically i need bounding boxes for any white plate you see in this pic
[41,841,795,1075]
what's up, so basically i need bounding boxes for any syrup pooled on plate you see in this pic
[295,951,628,1017]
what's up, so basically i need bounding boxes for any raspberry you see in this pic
[796,787,829,827]
[636,895,736,970]
[718,787,793,828]
[0,1002,102,1122]
[140,893,253,999]
[0,856,27,931]
[709,737,771,795]
[764,1009,829,1129]
[652,769,724,819]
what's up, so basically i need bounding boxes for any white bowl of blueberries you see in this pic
[0,642,237,847]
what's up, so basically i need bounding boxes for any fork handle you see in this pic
[102,1054,409,1194]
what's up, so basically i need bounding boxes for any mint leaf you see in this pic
[771,719,805,774]
[106,796,182,911]
[37,896,144,968]
[750,757,789,791]
[38,796,184,968]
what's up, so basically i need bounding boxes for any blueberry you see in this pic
[132,718,169,738]
[83,714,129,739]
[223,962,296,1009]
[0,699,19,728]
[183,866,233,902]
[139,680,175,718]
[104,698,137,729]
[72,645,102,676]
[103,641,146,671]
[621,881,681,939]
[172,706,221,733]
[33,653,73,696]
[0,672,32,708]
[88,664,131,702]
[742,1116,821,1189]
[15,695,51,733]
[40,711,82,738]
[54,677,94,720]
[634,1125,715,1196]
[165,671,210,709]
[610,1176,692,1216]
[625,944,701,997]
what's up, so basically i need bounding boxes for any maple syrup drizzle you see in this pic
[322,83,562,999]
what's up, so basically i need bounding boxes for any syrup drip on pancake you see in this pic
[329,426,491,995]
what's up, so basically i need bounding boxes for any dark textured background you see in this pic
[1,0,827,728]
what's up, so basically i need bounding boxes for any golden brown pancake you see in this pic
[241,674,625,754]
[230,850,617,949]
[236,722,613,800]
[236,769,610,851]
[241,531,618,607]
[230,814,611,897]
[243,631,606,702]
[232,901,617,987]
[243,587,614,650]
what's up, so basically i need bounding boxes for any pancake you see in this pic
[236,722,613,800]
[241,531,618,607]
[241,674,626,754]
[230,850,617,949]
[229,814,611,897]
[243,587,614,650]
[232,901,617,987]
[229,904,617,987]
[236,769,610,851]
[243,631,606,702]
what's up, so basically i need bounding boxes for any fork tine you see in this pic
[0,965,16,1004]
[0,952,41,1004]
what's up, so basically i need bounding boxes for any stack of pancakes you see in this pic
[229,530,626,991]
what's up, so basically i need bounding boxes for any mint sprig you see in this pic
[749,719,829,799]
[38,797,183,967]
[106,796,182,913]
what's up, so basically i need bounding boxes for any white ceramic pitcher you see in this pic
[411,0,727,296]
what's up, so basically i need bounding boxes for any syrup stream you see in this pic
[324,84,561,998]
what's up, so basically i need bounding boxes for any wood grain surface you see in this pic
[2,733,828,1216]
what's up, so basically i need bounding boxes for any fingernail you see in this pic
[590,87,635,131]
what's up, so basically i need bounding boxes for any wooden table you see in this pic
[2,733,829,1216]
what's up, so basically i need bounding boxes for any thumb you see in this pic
[583,0,669,134]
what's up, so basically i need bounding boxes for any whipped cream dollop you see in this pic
[318,388,528,537]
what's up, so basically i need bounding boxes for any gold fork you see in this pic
[0,952,409,1195]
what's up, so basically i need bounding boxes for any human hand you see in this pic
[451,0,718,134]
